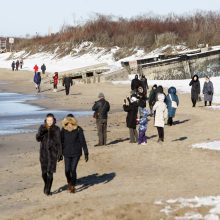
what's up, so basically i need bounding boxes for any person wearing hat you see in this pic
[61,114,89,193]
[123,96,139,143]
[36,113,62,196]
[92,93,110,146]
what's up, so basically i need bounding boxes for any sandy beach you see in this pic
[1,68,220,220]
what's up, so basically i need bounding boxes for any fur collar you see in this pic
[62,117,78,132]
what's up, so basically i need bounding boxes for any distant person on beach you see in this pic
[41,64,46,75]
[203,76,214,106]
[148,84,157,115]
[131,74,141,94]
[62,75,73,95]
[153,93,168,142]
[123,96,139,143]
[15,60,19,71]
[53,72,59,92]
[61,114,89,193]
[140,75,149,97]
[11,61,15,71]
[36,113,62,196]
[137,108,148,145]
[165,87,179,126]
[20,60,23,69]
[189,74,201,107]
[34,72,41,93]
[92,93,110,146]
[34,64,39,73]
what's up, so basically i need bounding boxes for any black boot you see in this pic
[42,173,47,194]
[45,173,53,196]
[205,101,207,106]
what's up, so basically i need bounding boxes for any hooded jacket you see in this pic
[189,75,200,100]
[61,117,89,157]
[153,93,168,128]
[138,109,148,131]
[131,75,141,91]
[166,87,179,117]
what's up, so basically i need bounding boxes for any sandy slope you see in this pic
[0,68,220,220]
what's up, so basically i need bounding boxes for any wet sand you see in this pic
[1,68,220,219]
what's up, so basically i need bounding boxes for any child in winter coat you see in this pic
[166,87,179,126]
[153,93,168,142]
[53,72,59,92]
[137,108,148,145]
[61,114,89,193]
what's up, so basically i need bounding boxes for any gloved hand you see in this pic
[57,155,63,162]
[85,154,89,162]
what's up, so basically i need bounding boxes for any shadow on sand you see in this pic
[53,172,116,194]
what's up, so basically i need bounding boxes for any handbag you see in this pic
[169,94,178,109]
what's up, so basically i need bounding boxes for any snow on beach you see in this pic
[192,141,220,151]
[156,196,220,220]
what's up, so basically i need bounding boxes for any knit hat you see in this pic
[98,92,105,99]
[66,113,74,118]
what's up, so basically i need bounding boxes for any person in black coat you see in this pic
[131,74,141,93]
[61,114,89,193]
[140,75,149,96]
[36,113,62,196]
[92,93,110,146]
[123,96,139,143]
[189,74,201,107]
[63,75,73,95]
[11,61,15,71]
[41,64,46,74]
[148,84,157,115]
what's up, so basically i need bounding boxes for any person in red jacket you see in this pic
[53,72,59,92]
[34,64,39,73]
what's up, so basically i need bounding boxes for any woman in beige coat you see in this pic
[153,93,168,142]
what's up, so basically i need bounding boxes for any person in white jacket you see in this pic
[153,93,168,142]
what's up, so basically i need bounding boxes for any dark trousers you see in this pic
[42,171,53,194]
[54,84,57,89]
[157,127,164,140]
[64,156,80,186]
[167,117,173,126]
[129,128,138,143]
[205,101,212,106]
[138,130,147,144]
[191,98,197,107]
[96,119,107,145]
[65,86,70,95]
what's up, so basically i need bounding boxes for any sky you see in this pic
[0,0,220,37]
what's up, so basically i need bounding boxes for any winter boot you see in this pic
[42,173,47,194]
[45,174,53,196]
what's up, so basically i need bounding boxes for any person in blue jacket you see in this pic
[34,72,42,93]
[165,87,179,126]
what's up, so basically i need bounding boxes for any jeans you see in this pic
[64,156,80,185]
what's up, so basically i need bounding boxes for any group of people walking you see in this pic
[11,60,23,71]
[36,113,89,195]
[189,74,214,107]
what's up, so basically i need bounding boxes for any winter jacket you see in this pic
[138,95,147,108]
[11,62,15,68]
[33,65,39,72]
[34,72,41,84]
[61,117,89,158]
[140,77,149,92]
[203,81,214,102]
[189,75,200,100]
[166,87,179,118]
[63,77,73,88]
[138,109,148,132]
[153,94,168,128]
[36,124,62,173]
[123,101,138,129]
[53,74,59,86]
[41,64,46,72]
[148,87,157,107]
[131,75,141,91]
[92,99,110,120]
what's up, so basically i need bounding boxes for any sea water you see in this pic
[0,93,92,135]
